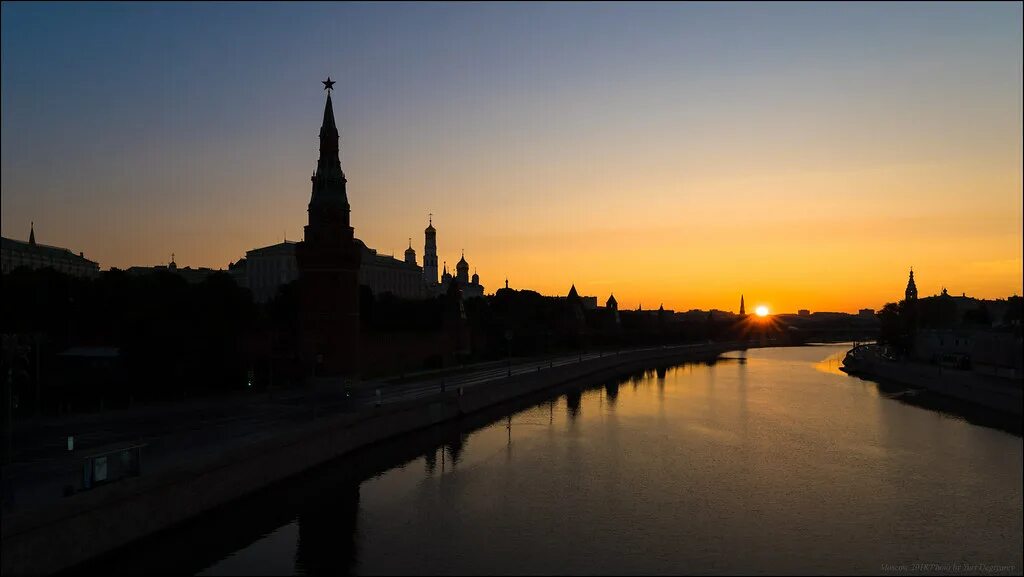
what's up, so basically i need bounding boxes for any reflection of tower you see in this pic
[905,268,918,301]
[604,381,619,407]
[295,483,360,576]
[445,433,467,464]
[424,215,438,285]
[739,294,746,316]
[565,389,582,421]
[295,78,362,376]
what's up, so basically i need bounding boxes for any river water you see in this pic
[94,345,1022,575]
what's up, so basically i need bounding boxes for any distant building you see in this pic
[739,295,745,316]
[905,268,918,301]
[355,239,426,300]
[244,241,298,303]
[556,284,597,309]
[1,223,99,277]
[798,309,811,317]
[125,255,224,284]
[423,216,438,286]
[238,237,427,303]
[228,257,248,289]
[439,251,484,299]
[858,308,875,318]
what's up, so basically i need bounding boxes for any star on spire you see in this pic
[322,77,336,92]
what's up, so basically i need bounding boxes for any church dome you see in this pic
[456,252,469,271]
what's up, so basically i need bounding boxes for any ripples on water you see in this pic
[90,345,1023,575]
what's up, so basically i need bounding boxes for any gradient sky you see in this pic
[3,2,1021,313]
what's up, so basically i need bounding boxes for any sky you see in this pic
[2,1,1021,313]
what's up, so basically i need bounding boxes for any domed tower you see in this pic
[404,238,416,265]
[471,267,479,286]
[456,251,469,283]
[905,268,918,301]
[441,262,452,284]
[423,214,438,285]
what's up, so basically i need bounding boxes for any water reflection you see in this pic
[604,381,619,407]
[294,485,359,576]
[565,388,582,421]
[80,345,1022,576]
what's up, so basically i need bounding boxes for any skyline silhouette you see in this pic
[2,2,1021,313]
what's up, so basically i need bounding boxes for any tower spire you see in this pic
[905,267,918,301]
[29,221,35,245]
[740,294,745,316]
[304,78,352,246]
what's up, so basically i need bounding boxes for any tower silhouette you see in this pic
[424,214,438,285]
[404,238,416,265]
[905,268,918,301]
[295,78,362,376]
[739,294,745,316]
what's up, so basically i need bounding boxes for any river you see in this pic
[88,344,1023,575]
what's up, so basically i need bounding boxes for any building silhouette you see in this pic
[125,253,224,284]
[739,294,746,316]
[423,215,438,286]
[1,223,99,277]
[438,250,484,299]
[294,78,363,376]
[905,268,918,301]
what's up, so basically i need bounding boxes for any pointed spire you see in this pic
[321,92,338,136]
[313,78,343,184]
[29,221,35,245]
[568,284,579,299]
[739,294,745,316]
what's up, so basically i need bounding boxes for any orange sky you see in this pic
[2,3,1022,313]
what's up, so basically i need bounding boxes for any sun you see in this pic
[755,305,770,317]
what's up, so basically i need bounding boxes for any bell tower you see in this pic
[905,268,918,301]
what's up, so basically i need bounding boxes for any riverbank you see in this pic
[841,345,1022,416]
[2,342,734,576]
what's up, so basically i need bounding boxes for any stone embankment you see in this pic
[842,344,1022,416]
[2,343,733,576]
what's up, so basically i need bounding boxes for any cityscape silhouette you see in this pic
[1,3,1021,576]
